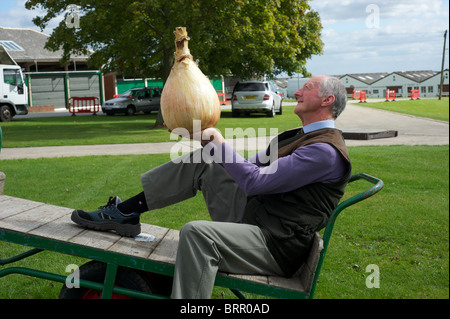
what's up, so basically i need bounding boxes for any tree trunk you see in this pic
[154,47,174,127]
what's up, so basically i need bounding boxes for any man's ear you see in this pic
[321,95,335,107]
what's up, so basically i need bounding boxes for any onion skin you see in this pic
[161,27,221,133]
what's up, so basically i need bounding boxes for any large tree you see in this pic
[26,0,323,123]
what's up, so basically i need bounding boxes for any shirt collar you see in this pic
[303,120,335,134]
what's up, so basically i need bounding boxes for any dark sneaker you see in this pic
[71,196,141,237]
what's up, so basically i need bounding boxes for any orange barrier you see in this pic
[385,90,396,102]
[68,97,100,115]
[217,93,227,105]
[359,91,367,103]
[410,89,420,100]
[352,90,360,100]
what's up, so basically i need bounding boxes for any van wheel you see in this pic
[0,105,13,122]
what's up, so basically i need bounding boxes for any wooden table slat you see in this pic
[0,196,45,220]
[268,274,305,292]
[0,203,71,233]
[70,228,122,250]
[108,224,170,259]
[228,273,269,285]
[28,212,85,241]
[148,229,179,264]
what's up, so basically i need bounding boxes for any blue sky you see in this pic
[1,0,448,76]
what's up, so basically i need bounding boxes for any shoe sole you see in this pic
[71,210,141,237]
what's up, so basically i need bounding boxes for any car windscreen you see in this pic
[120,89,141,97]
[234,83,267,92]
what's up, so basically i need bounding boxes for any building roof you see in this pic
[340,72,389,85]
[0,26,89,63]
[394,70,437,83]
[274,77,288,89]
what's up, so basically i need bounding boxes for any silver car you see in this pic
[102,87,162,116]
[231,81,282,117]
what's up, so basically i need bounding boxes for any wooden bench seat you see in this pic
[1,194,322,298]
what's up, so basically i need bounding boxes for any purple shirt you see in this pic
[211,124,348,196]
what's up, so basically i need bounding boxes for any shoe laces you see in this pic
[98,196,117,210]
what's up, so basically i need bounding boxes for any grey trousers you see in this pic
[140,150,284,298]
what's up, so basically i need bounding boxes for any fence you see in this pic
[217,93,227,105]
[359,91,367,103]
[385,90,396,102]
[68,97,101,115]
[410,89,420,100]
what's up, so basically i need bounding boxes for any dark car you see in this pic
[102,87,162,115]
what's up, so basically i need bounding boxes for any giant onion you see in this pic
[160,27,221,133]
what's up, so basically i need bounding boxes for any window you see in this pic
[3,69,22,86]
[421,87,426,93]
[234,83,266,92]
[0,40,24,51]
[139,89,151,99]
[151,89,161,97]
[428,86,434,93]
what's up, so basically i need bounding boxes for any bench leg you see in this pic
[0,248,44,266]
[230,289,246,299]
[101,263,118,299]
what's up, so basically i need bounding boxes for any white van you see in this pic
[0,45,28,121]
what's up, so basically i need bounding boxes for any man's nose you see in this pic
[294,88,303,99]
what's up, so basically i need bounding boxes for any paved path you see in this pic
[1,102,448,160]
[335,101,449,146]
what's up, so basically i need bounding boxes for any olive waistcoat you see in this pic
[243,128,352,276]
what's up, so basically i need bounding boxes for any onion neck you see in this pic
[174,27,193,63]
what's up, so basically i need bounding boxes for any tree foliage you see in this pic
[25,0,323,81]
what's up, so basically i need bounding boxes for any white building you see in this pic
[339,73,388,98]
[419,70,449,98]
[340,70,449,99]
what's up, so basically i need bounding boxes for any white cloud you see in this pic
[0,0,63,34]
[307,0,449,74]
[1,0,448,76]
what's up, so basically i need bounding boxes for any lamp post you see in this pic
[439,30,447,100]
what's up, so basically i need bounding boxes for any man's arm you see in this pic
[215,142,347,196]
[196,128,347,196]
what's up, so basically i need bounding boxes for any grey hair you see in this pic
[318,77,347,119]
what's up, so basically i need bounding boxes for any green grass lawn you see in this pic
[1,98,447,148]
[0,107,303,148]
[0,145,448,299]
[359,98,449,122]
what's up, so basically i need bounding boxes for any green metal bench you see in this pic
[0,173,383,299]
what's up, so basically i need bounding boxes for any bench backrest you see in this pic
[306,173,384,298]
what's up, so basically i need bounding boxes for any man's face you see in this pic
[293,77,324,118]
